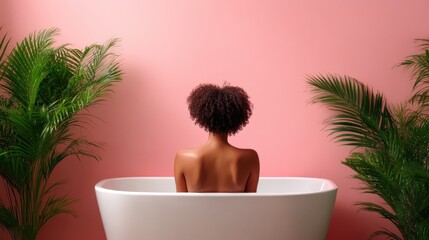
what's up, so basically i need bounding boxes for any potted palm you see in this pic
[0,28,122,240]
[307,40,429,240]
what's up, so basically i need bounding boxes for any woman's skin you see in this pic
[174,132,260,192]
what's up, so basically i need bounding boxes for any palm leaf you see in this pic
[370,228,402,240]
[0,204,18,230]
[0,28,122,239]
[39,195,77,227]
[344,151,400,207]
[308,74,394,149]
[1,28,58,110]
[400,39,429,107]
[41,39,122,136]
[0,27,11,71]
[308,43,429,239]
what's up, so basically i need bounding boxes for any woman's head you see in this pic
[187,83,253,135]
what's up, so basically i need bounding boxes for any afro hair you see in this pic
[187,83,253,135]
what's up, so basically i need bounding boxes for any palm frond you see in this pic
[41,38,122,137]
[308,74,394,149]
[0,28,122,239]
[1,28,58,110]
[358,201,399,225]
[344,144,429,239]
[0,204,18,230]
[40,196,77,227]
[41,138,101,179]
[0,27,11,70]
[308,40,429,239]
[344,151,399,206]
[400,39,429,107]
[370,228,402,240]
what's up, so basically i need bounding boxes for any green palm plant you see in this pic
[307,40,429,240]
[0,28,122,240]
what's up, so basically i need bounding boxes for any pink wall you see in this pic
[1,1,428,239]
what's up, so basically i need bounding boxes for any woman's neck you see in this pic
[207,132,229,146]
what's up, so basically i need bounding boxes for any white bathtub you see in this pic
[95,177,337,240]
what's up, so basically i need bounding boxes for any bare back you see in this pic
[174,138,259,192]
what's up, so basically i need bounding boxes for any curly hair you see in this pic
[187,83,253,135]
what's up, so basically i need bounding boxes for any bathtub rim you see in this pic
[95,177,337,197]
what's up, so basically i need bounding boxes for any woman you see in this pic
[174,83,260,192]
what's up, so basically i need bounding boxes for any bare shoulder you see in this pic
[236,148,259,163]
[238,148,258,156]
[175,148,200,163]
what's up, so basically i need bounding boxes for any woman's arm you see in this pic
[245,150,260,192]
[174,152,188,192]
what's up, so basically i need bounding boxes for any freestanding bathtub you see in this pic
[95,177,337,240]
